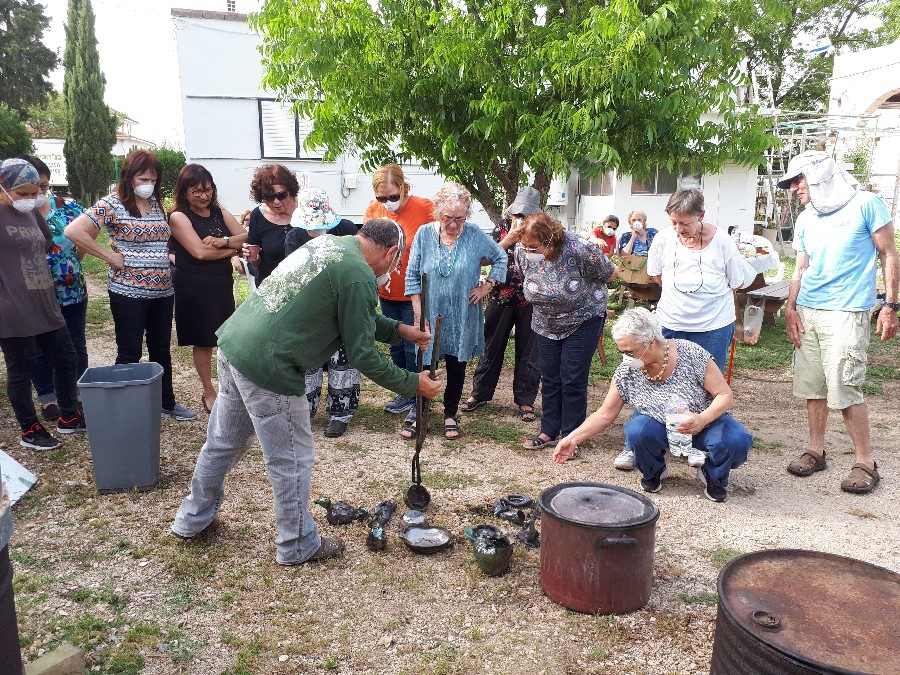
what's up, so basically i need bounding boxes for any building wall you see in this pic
[829,39,900,214]
[172,9,758,231]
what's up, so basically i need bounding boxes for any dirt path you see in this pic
[2,300,898,673]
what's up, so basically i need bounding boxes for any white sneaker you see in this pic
[614,447,635,471]
[687,447,706,468]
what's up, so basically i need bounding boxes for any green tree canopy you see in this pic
[251,0,774,219]
[726,0,900,111]
[63,0,117,204]
[0,103,33,157]
[0,0,57,117]
[27,92,68,139]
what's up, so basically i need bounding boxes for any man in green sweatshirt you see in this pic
[171,218,442,564]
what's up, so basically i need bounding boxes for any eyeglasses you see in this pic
[520,242,547,253]
[262,190,289,202]
[375,194,401,203]
[439,214,466,224]
[617,342,650,358]
[189,186,214,197]
[38,182,51,192]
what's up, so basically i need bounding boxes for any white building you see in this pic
[172,8,759,232]
[828,39,900,217]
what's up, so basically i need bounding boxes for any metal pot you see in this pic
[539,482,659,614]
[711,549,900,674]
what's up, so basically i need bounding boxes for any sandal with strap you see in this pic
[787,450,826,477]
[460,398,489,413]
[444,418,461,440]
[518,405,536,422]
[522,435,556,450]
[399,421,417,440]
[840,462,880,494]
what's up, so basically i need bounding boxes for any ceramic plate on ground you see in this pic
[399,526,453,554]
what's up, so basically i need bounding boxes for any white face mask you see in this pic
[620,354,645,370]
[134,184,155,199]
[603,226,614,236]
[382,199,401,214]
[35,194,48,209]
[1,186,38,213]
[524,251,544,264]
[632,220,645,231]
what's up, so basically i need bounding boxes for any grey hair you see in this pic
[665,188,705,216]
[433,182,472,218]
[611,307,666,346]
[359,217,405,255]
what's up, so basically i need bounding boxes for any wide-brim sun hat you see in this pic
[290,187,341,230]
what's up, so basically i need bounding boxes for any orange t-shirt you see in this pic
[365,195,434,301]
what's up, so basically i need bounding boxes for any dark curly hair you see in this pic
[249,164,300,203]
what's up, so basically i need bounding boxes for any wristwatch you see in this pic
[884,301,900,311]
[222,235,230,247]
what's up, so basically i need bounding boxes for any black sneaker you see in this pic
[325,420,349,438]
[20,423,63,450]
[40,402,60,421]
[57,411,87,434]
[639,465,669,494]
[697,465,728,502]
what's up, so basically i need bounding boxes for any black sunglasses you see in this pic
[262,190,289,202]
[375,194,401,203]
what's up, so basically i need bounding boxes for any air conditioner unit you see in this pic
[546,176,568,206]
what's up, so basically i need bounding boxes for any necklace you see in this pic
[436,227,460,277]
[642,341,670,381]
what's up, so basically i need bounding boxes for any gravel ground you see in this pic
[2,303,898,674]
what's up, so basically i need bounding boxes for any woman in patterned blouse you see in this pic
[65,150,197,421]
[516,213,615,450]
[553,308,752,503]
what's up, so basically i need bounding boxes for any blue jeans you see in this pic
[625,412,752,487]
[32,299,89,401]
[536,315,605,439]
[661,322,734,374]
[379,298,416,372]
[172,351,321,564]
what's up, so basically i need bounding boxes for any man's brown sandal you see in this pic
[840,463,880,494]
[787,451,826,477]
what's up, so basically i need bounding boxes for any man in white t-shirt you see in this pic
[780,151,898,494]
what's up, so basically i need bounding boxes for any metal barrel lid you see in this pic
[539,482,660,529]
[717,549,900,673]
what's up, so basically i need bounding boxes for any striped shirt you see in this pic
[85,193,173,299]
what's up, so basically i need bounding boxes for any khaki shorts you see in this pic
[793,307,870,409]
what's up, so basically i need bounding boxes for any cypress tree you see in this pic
[63,0,116,204]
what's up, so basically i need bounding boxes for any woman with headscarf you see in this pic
[284,187,361,438]
[0,158,83,449]
[402,182,506,440]
[66,150,197,421]
[169,163,247,413]
[19,154,88,422]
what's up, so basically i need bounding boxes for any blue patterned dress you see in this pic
[405,222,506,363]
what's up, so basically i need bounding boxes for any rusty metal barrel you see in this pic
[711,549,900,674]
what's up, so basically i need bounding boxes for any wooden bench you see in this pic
[744,279,790,325]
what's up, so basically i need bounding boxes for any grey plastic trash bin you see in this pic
[78,362,163,494]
